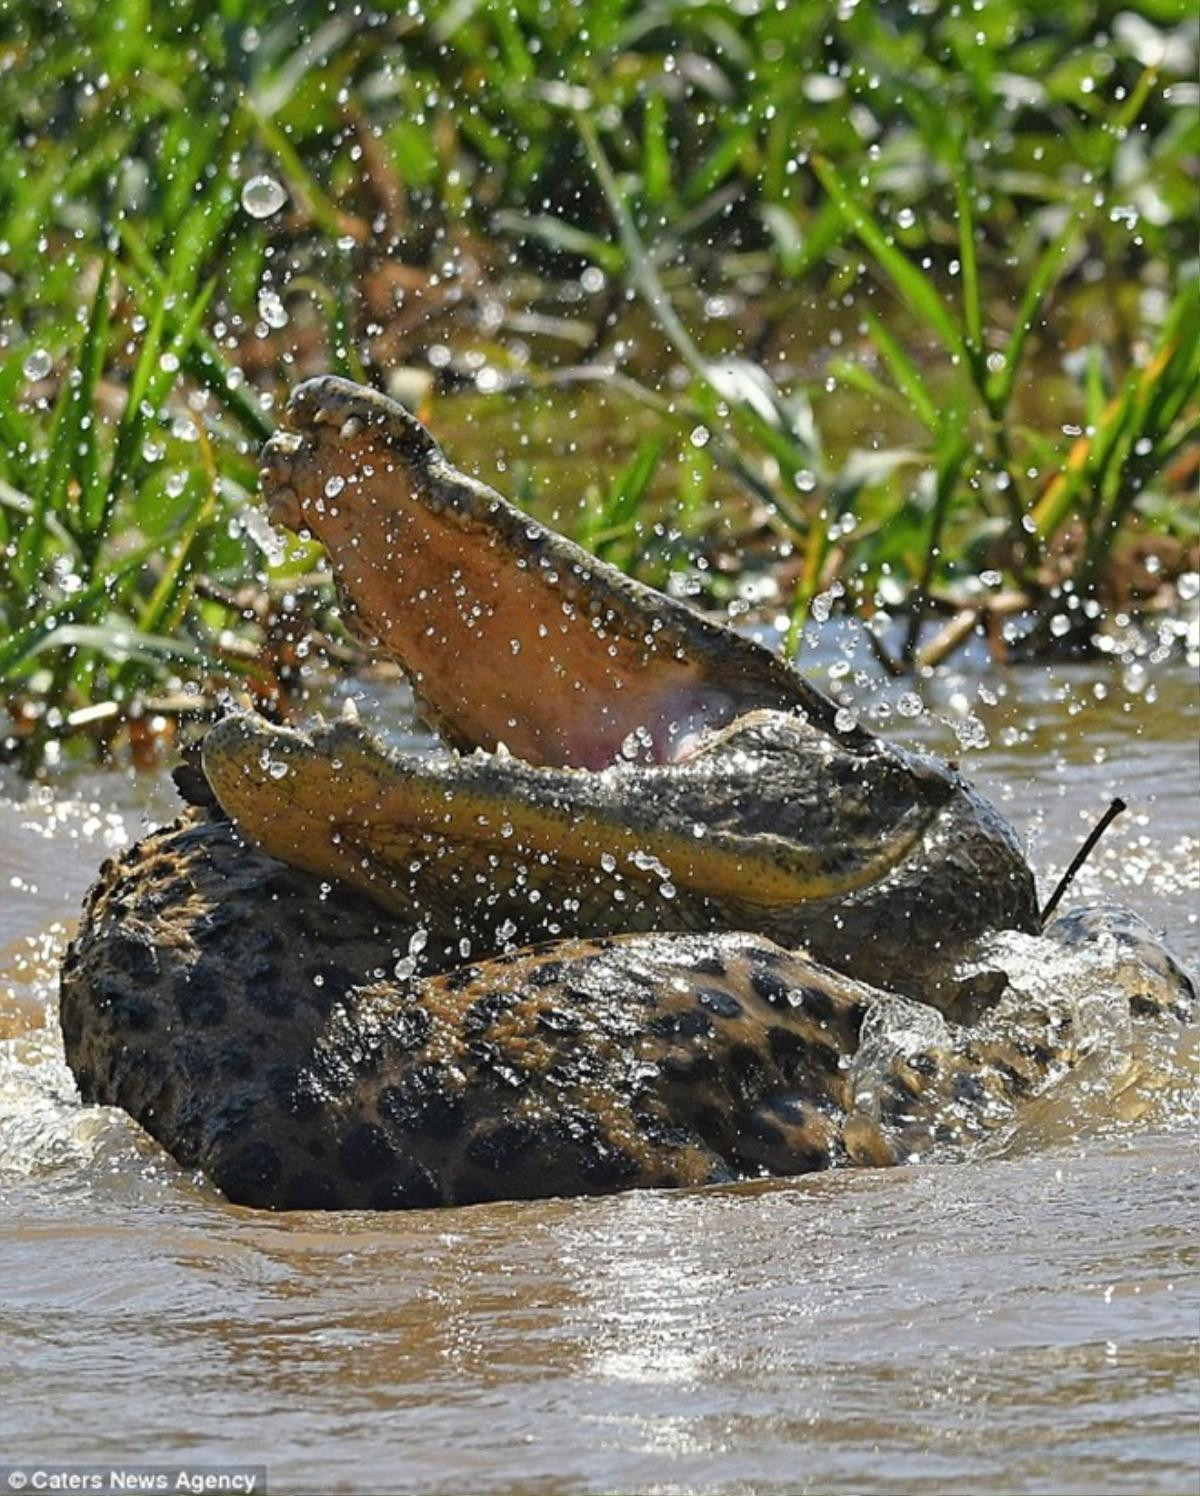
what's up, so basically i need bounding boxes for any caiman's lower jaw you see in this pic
[255,377,850,774]
[201,710,938,933]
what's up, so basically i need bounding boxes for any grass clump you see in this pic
[1,0,1196,768]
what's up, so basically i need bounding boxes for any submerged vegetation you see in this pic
[1,0,1197,769]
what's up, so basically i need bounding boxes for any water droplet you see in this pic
[953,714,990,751]
[22,348,52,380]
[690,425,711,448]
[258,288,288,329]
[811,590,834,623]
[242,507,285,564]
[241,173,288,219]
[324,474,345,498]
[267,760,288,780]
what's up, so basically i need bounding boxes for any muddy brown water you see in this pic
[1,647,1196,1495]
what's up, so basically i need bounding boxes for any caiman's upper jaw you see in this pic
[255,374,868,771]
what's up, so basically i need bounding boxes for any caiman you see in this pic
[59,378,1195,1211]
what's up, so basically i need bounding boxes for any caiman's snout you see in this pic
[258,375,441,531]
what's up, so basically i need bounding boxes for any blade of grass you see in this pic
[579,436,664,556]
[14,258,114,583]
[575,109,709,381]
[988,214,1079,411]
[73,259,115,525]
[575,109,821,532]
[1084,346,1107,432]
[13,374,72,588]
[642,90,671,207]
[827,357,913,416]
[814,156,966,364]
[953,150,984,386]
[136,416,221,636]
[246,100,366,241]
[0,354,37,489]
[79,289,168,562]
[9,622,222,678]
[786,515,832,659]
[1076,294,1200,587]
[681,125,752,208]
[0,477,76,552]
[492,211,626,274]
[762,200,845,281]
[864,311,941,433]
[901,423,970,663]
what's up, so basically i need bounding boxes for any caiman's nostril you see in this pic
[288,374,371,427]
[285,382,318,425]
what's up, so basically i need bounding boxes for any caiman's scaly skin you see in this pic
[59,378,1195,1210]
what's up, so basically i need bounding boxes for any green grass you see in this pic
[1,0,1197,768]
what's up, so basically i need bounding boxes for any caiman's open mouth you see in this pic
[259,376,863,771]
[240,377,1037,984]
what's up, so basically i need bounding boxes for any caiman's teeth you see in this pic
[340,416,364,440]
[493,740,512,760]
[311,402,343,426]
[340,696,361,723]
